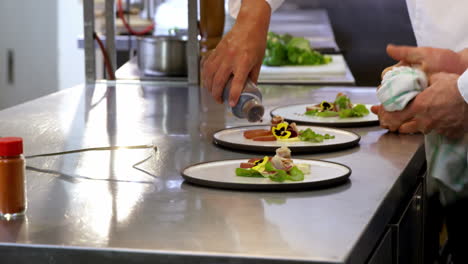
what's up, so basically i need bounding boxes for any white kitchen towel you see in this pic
[378,66,427,111]
[378,66,468,205]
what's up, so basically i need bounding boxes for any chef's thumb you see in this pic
[387,44,423,65]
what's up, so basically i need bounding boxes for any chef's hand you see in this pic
[374,44,468,133]
[373,73,468,139]
[379,44,467,90]
[370,105,420,134]
[384,44,467,75]
[201,0,271,106]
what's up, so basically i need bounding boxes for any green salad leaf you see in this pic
[335,95,351,110]
[316,111,340,117]
[298,128,335,143]
[265,162,276,172]
[265,161,287,182]
[263,32,331,66]
[352,104,370,116]
[305,109,318,116]
[235,168,263,177]
[305,94,370,119]
[287,166,304,181]
[269,169,288,182]
[338,104,370,118]
[236,161,306,182]
[305,110,339,117]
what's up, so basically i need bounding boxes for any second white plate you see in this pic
[213,125,360,153]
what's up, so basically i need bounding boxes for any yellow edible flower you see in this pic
[252,156,269,172]
[319,101,334,111]
[272,122,292,139]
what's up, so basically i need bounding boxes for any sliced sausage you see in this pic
[240,163,255,168]
[244,129,272,139]
[252,135,277,141]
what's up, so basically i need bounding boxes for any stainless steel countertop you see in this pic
[0,82,424,264]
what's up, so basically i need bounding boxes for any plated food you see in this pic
[236,147,310,182]
[213,123,360,153]
[243,115,335,143]
[304,93,370,118]
[270,93,379,128]
[181,148,352,191]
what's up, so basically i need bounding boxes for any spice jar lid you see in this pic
[0,137,23,156]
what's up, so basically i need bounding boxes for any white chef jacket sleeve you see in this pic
[457,69,468,103]
[228,0,284,18]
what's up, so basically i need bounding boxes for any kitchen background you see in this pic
[0,0,415,110]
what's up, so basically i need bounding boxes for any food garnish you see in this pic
[243,116,335,142]
[235,147,310,182]
[272,122,292,139]
[305,93,370,118]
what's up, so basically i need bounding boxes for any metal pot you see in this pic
[137,36,187,76]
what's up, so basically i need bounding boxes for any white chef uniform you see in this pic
[405,0,468,204]
[227,0,284,18]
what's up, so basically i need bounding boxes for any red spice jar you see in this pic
[0,137,26,220]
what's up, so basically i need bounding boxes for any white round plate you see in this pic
[213,125,360,153]
[270,104,379,127]
[182,159,351,191]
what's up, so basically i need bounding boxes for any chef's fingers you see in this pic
[413,117,434,134]
[370,105,381,115]
[211,62,233,104]
[381,109,417,132]
[398,120,420,134]
[373,105,399,131]
[377,111,398,131]
[202,54,223,94]
[230,65,250,107]
[249,62,262,84]
[201,56,213,92]
[381,61,410,79]
[386,44,424,65]
[200,50,213,69]
[386,122,401,132]
[381,65,395,79]
[392,96,426,124]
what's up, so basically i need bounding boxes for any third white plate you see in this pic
[270,104,379,127]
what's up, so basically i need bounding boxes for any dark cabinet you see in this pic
[395,184,423,264]
[367,183,424,264]
[368,227,394,264]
